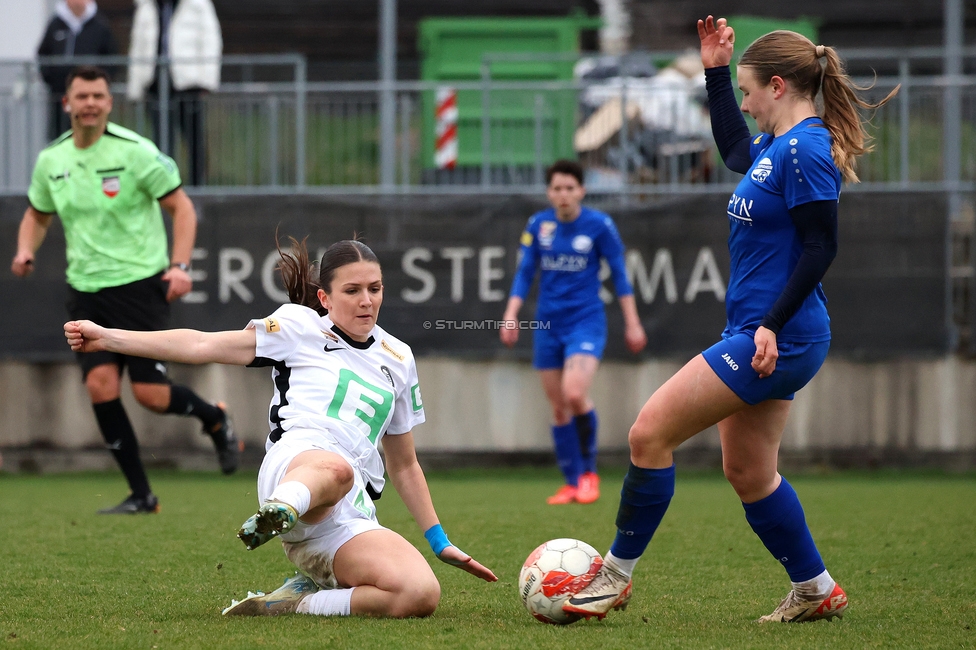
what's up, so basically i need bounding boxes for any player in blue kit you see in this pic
[501,160,647,505]
[563,17,896,621]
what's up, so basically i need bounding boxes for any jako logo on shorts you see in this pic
[721,352,739,371]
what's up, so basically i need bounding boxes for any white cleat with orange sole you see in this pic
[758,583,848,623]
[562,562,632,620]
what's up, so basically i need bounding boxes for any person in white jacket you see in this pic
[128,0,221,185]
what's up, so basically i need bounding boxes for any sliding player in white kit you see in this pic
[65,238,497,618]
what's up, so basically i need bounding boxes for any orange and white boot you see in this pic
[546,484,578,505]
[758,583,848,623]
[575,472,601,504]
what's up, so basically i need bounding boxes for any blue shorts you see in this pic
[532,316,607,370]
[701,332,830,405]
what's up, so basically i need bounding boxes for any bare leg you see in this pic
[281,450,355,524]
[334,528,440,617]
[718,399,791,503]
[561,353,598,416]
[629,354,746,468]
[539,368,570,425]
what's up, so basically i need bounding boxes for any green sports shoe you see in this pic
[237,501,299,550]
[222,573,319,616]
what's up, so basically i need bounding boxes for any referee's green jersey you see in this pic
[28,123,183,292]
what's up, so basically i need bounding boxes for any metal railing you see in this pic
[0,50,974,195]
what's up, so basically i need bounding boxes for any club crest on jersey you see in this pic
[322,330,340,342]
[380,365,395,388]
[538,221,557,248]
[101,176,120,198]
[381,339,404,361]
[571,235,593,254]
[751,157,773,183]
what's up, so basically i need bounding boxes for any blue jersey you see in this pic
[510,206,633,325]
[725,117,840,343]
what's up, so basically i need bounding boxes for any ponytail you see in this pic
[740,30,899,183]
[818,46,898,183]
[276,235,326,315]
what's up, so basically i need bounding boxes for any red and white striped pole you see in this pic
[434,87,458,170]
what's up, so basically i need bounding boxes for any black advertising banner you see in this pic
[0,192,948,361]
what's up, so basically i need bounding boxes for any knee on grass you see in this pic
[386,577,440,618]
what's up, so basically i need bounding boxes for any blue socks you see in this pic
[552,422,583,487]
[609,463,675,560]
[743,477,826,582]
[574,410,598,474]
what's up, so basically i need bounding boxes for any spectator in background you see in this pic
[37,0,118,142]
[127,0,222,186]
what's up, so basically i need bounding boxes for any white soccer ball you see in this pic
[518,538,604,625]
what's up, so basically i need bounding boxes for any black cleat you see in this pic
[207,402,243,475]
[98,493,160,514]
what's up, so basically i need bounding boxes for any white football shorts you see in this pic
[257,428,385,589]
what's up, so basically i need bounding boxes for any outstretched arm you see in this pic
[382,432,498,582]
[64,320,257,366]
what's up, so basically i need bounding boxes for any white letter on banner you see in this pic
[401,247,435,303]
[440,247,475,303]
[219,248,255,303]
[478,246,506,302]
[261,251,290,303]
[684,247,726,302]
[628,249,678,304]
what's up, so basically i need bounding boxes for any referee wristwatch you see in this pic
[170,262,191,272]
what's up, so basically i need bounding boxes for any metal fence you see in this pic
[0,50,974,195]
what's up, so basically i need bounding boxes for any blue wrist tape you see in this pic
[424,524,451,555]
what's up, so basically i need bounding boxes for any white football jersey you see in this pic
[247,303,425,494]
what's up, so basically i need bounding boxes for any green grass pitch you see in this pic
[0,468,973,649]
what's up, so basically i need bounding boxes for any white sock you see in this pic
[268,481,312,517]
[296,587,355,616]
[792,569,834,598]
[604,551,639,579]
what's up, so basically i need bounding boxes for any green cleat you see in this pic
[237,501,298,550]
[222,573,319,616]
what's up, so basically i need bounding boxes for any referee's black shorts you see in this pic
[66,271,172,383]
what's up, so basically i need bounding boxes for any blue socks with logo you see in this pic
[609,463,675,560]
[552,422,583,487]
[574,410,598,474]
[743,477,826,582]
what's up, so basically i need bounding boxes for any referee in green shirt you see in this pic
[11,66,242,514]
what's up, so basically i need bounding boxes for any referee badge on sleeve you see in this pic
[101,176,120,198]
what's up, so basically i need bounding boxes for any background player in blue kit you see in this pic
[564,17,896,622]
[500,160,647,505]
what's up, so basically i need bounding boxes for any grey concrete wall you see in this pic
[2,357,974,470]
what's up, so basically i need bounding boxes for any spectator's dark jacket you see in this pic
[37,6,118,94]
